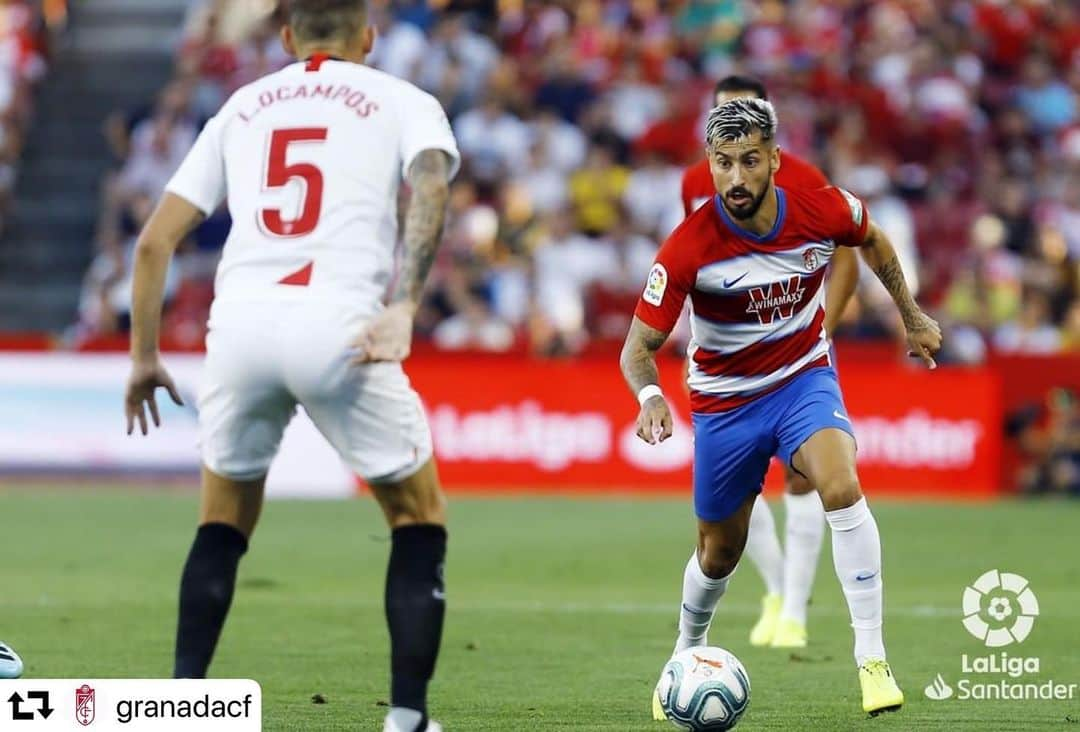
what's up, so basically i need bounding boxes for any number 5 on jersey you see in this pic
[259,127,327,237]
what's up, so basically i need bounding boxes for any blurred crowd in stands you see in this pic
[76,0,1080,362]
[0,0,53,235]
[1009,385,1080,496]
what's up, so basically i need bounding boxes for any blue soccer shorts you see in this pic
[691,366,854,521]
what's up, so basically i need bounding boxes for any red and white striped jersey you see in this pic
[634,186,869,413]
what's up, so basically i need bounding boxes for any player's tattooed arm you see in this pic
[861,222,942,368]
[620,317,668,395]
[390,149,453,308]
[861,223,921,327]
[354,150,452,363]
[621,317,675,443]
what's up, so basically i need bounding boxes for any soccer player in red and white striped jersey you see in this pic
[622,97,940,717]
[682,76,862,653]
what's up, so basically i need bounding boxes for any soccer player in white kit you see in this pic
[123,3,458,730]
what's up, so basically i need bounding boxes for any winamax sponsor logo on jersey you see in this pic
[924,570,1077,703]
[745,276,806,325]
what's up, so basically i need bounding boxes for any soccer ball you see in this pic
[655,646,750,730]
[0,641,23,679]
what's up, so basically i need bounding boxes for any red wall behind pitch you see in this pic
[831,365,1001,497]
[404,356,1002,497]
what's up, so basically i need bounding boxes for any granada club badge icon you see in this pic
[75,684,95,726]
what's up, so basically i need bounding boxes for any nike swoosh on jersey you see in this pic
[833,410,851,423]
[722,272,749,288]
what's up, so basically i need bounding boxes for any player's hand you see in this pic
[905,310,942,370]
[352,301,415,363]
[125,358,184,435]
[636,396,674,444]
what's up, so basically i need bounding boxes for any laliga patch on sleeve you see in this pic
[838,187,864,227]
[643,263,668,306]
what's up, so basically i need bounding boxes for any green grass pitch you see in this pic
[2,489,1078,730]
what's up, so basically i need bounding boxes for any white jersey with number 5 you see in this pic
[166,56,460,317]
[166,57,458,483]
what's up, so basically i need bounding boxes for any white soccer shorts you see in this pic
[197,300,433,483]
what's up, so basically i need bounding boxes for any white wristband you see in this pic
[637,384,663,406]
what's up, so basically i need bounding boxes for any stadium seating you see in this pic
[43,0,1080,362]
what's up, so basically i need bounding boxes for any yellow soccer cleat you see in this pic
[652,687,667,721]
[749,593,782,646]
[859,659,904,716]
[769,617,807,648]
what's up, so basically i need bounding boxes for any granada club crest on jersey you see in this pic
[803,248,819,271]
[746,276,806,325]
[75,684,95,726]
[643,263,668,306]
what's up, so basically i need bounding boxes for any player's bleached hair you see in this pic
[705,98,778,149]
[287,0,368,42]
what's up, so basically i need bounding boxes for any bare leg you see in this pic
[368,458,446,528]
[197,466,265,537]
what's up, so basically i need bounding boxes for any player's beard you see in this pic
[724,184,768,220]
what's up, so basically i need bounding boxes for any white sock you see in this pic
[744,494,784,596]
[675,551,733,653]
[825,497,886,666]
[385,707,423,731]
[780,491,826,625]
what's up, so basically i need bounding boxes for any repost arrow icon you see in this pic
[7,691,33,720]
[28,690,53,719]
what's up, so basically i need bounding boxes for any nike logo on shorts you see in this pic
[855,571,878,582]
